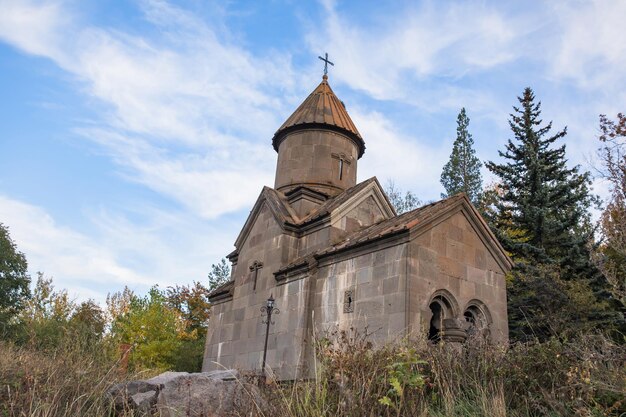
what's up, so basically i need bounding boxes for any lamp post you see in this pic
[260,295,280,379]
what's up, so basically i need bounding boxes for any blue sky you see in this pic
[0,0,624,303]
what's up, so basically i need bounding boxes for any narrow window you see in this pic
[343,290,354,313]
[339,158,344,180]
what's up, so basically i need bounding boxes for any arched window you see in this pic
[463,301,491,339]
[427,293,457,343]
[428,301,443,342]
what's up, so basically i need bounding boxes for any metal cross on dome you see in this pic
[318,52,334,76]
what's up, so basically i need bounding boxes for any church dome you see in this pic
[272,75,366,158]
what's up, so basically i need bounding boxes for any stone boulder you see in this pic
[107,370,265,416]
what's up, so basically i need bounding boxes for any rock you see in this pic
[131,390,158,414]
[145,371,189,385]
[106,370,263,416]
[204,369,239,381]
[107,379,161,412]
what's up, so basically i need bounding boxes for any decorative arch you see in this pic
[463,299,492,339]
[426,289,460,342]
[427,289,460,317]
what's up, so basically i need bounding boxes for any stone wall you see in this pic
[312,243,409,346]
[203,202,304,378]
[408,210,508,343]
[274,129,359,196]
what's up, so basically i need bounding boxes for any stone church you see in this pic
[202,74,512,380]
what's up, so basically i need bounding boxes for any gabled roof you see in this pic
[315,194,468,256]
[207,280,234,303]
[234,186,299,248]
[272,75,366,158]
[233,178,394,250]
[275,193,513,275]
[298,177,395,225]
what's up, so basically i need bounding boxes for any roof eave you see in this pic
[271,123,366,158]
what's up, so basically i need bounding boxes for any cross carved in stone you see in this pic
[249,261,263,291]
[331,153,351,180]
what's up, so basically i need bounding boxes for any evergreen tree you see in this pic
[486,88,595,274]
[207,258,231,291]
[487,88,622,340]
[440,108,483,204]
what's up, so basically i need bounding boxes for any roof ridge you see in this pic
[297,177,378,225]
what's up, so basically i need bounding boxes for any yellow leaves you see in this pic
[378,395,393,407]
[389,376,403,397]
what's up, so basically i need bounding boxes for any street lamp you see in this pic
[260,294,280,379]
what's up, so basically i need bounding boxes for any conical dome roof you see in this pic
[272,75,366,158]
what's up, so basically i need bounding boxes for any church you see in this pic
[202,71,512,380]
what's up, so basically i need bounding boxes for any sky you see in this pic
[0,0,625,304]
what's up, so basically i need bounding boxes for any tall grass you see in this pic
[2,329,624,416]
[270,330,625,417]
[0,336,154,417]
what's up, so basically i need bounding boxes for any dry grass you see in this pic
[0,339,155,417]
[268,330,626,417]
[2,331,624,417]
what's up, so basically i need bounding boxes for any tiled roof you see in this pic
[207,280,234,301]
[272,75,365,157]
[315,194,467,257]
[261,186,299,226]
[298,177,381,224]
[275,194,468,275]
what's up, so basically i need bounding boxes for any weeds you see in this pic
[2,329,624,417]
[270,329,625,417]
[0,337,152,417]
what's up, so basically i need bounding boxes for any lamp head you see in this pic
[267,295,275,309]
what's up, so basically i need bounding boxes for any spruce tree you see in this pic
[487,88,622,340]
[440,108,483,204]
[486,88,594,272]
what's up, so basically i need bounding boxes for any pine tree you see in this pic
[440,108,483,204]
[486,88,594,272]
[207,258,231,291]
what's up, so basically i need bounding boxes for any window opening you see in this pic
[464,305,487,338]
[343,290,354,313]
[428,301,443,342]
[339,158,344,180]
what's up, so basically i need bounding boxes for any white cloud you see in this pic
[550,0,626,90]
[0,1,67,59]
[0,195,152,301]
[0,0,291,218]
[354,110,449,200]
[0,194,237,304]
[309,1,528,102]
[79,128,275,219]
